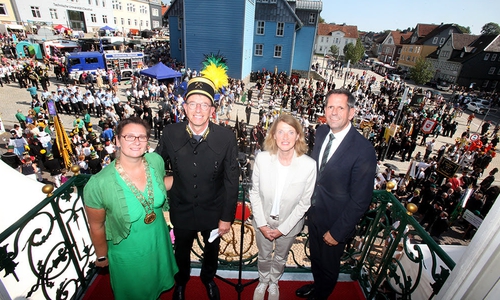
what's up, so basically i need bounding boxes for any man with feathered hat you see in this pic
[156,55,239,300]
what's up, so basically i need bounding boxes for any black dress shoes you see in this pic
[296,283,315,298]
[172,285,185,300]
[204,280,220,300]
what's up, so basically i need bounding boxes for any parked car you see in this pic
[436,80,451,91]
[470,98,492,107]
[388,73,401,82]
[466,102,488,114]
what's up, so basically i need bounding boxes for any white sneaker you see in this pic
[253,282,268,300]
[268,283,279,300]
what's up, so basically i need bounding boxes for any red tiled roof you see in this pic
[415,23,439,37]
[391,31,412,45]
[161,5,169,16]
[318,23,358,38]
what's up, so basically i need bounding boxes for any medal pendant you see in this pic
[144,212,156,224]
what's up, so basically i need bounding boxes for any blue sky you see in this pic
[160,0,499,35]
[321,0,499,35]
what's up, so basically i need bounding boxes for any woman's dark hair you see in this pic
[115,117,151,137]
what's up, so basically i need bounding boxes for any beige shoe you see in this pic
[268,283,279,300]
[253,282,268,300]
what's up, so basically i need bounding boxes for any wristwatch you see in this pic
[97,256,107,262]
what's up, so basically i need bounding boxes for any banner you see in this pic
[421,118,437,134]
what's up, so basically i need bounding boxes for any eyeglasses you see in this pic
[186,102,211,111]
[121,135,148,142]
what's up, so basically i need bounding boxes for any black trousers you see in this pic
[173,227,220,286]
[308,207,346,300]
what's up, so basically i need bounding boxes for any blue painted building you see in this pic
[166,0,322,80]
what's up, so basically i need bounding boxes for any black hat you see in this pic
[185,77,216,104]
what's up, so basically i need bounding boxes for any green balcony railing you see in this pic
[0,176,456,300]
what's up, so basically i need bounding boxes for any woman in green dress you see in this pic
[84,117,178,300]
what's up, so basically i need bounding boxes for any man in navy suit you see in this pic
[296,89,377,300]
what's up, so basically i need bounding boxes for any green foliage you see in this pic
[318,16,326,24]
[330,45,339,57]
[409,58,434,85]
[343,38,365,63]
[456,24,471,34]
[481,22,500,35]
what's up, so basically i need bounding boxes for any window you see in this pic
[440,37,445,44]
[488,67,496,75]
[0,4,6,16]
[492,81,498,89]
[274,45,282,58]
[112,0,121,10]
[102,0,106,7]
[270,0,277,3]
[91,14,97,22]
[127,18,131,25]
[140,20,143,27]
[440,51,450,57]
[321,37,324,43]
[121,18,124,25]
[308,13,316,24]
[134,19,138,26]
[153,20,160,28]
[140,5,147,14]
[432,37,438,44]
[326,37,328,43]
[114,17,116,24]
[276,22,284,36]
[492,54,497,61]
[146,21,149,27]
[31,6,41,18]
[127,3,135,12]
[257,21,264,35]
[178,18,182,30]
[95,0,99,6]
[484,53,490,60]
[409,46,413,53]
[178,38,182,50]
[255,44,263,56]
[103,15,108,23]
[85,57,99,64]
[482,80,489,88]
[49,8,58,19]
[152,8,159,16]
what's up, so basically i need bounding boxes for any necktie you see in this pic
[193,135,202,142]
[319,133,335,173]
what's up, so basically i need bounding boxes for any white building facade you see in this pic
[13,0,114,33]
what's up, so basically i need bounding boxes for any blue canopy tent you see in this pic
[100,25,115,31]
[140,62,182,81]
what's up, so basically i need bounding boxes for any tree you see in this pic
[456,24,471,34]
[330,45,339,57]
[343,38,365,63]
[318,16,326,23]
[409,58,434,85]
[481,22,500,35]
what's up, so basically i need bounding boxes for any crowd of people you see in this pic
[2,47,500,299]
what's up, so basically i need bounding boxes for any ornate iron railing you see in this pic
[0,174,94,300]
[1,176,456,300]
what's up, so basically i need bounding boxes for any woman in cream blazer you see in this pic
[249,114,316,300]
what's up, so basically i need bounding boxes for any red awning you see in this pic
[129,29,139,35]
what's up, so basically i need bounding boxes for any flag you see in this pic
[53,116,74,168]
